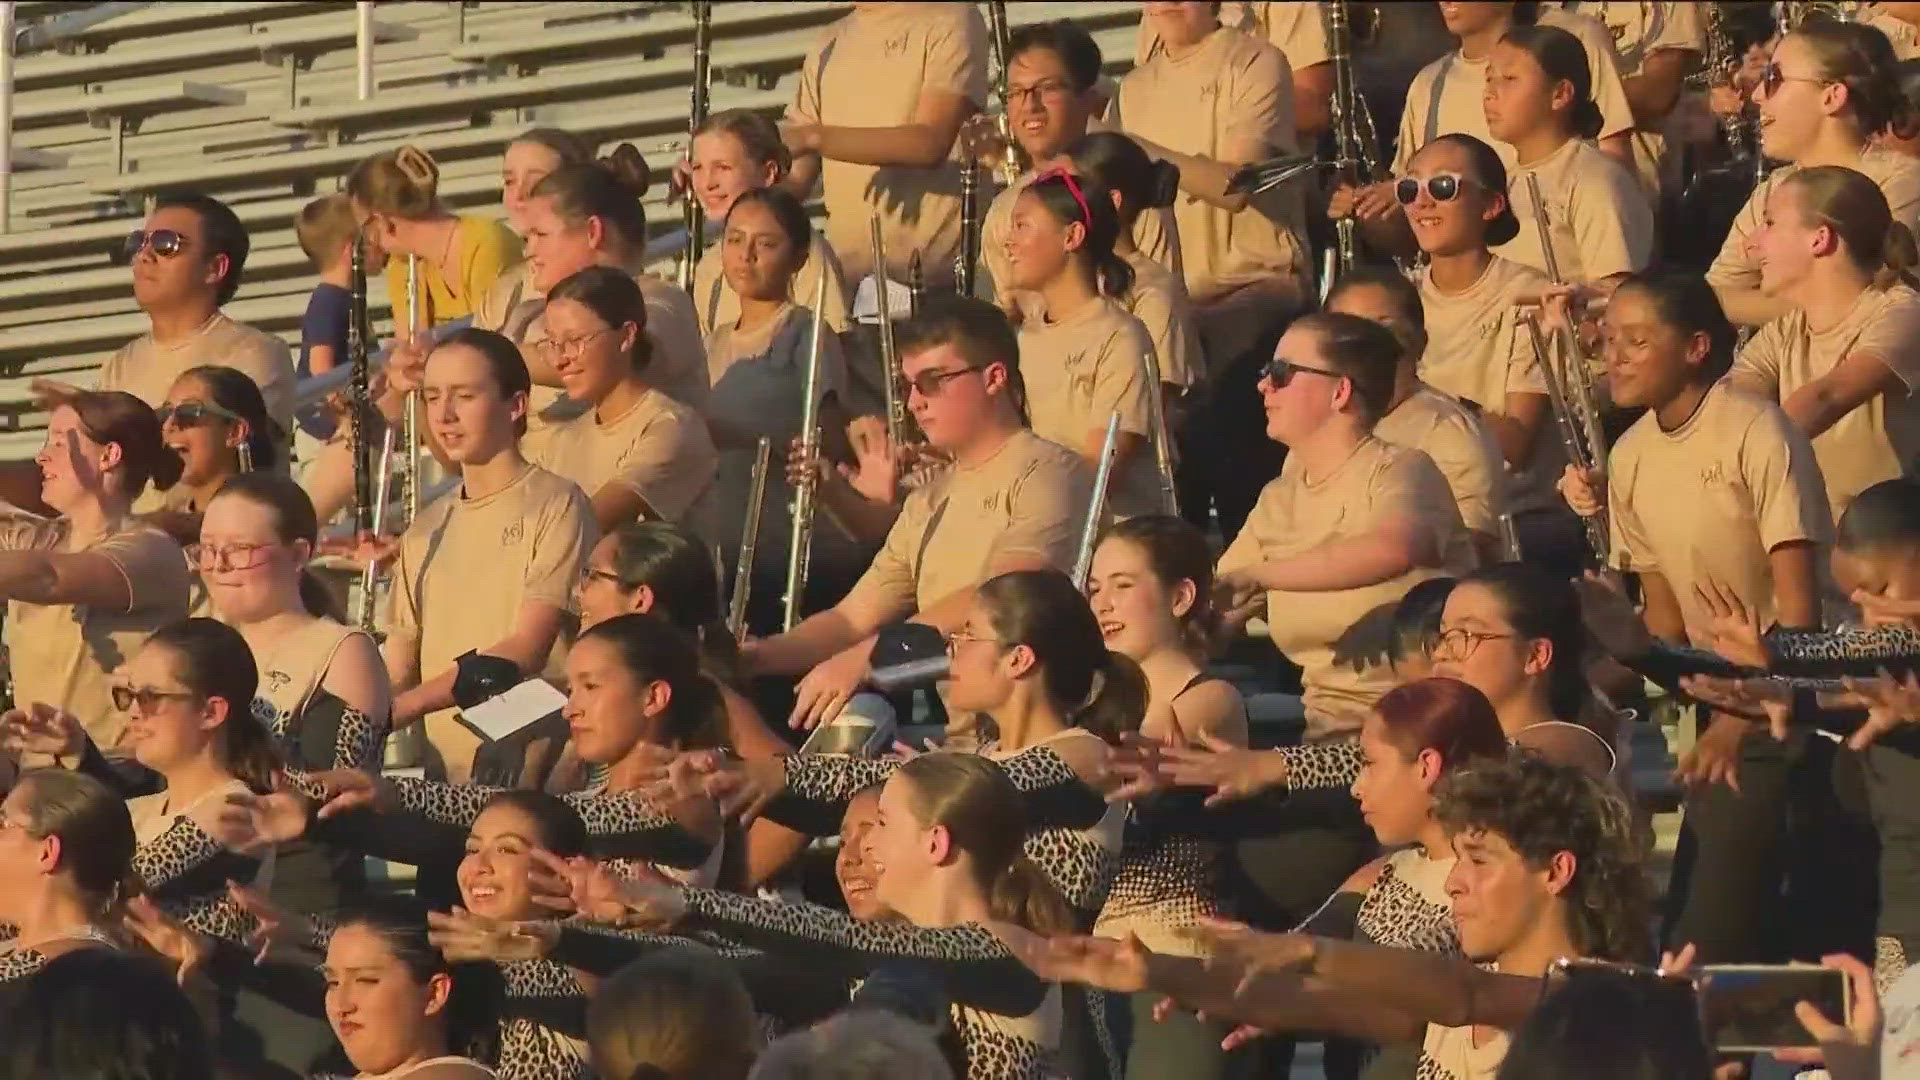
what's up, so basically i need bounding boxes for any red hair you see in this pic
[1373,677,1507,771]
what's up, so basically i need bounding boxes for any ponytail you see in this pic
[1075,651,1149,744]
[989,855,1078,936]
[1064,131,1178,231]
[1569,98,1604,141]
[297,569,347,622]
[1785,165,1920,290]
[695,618,743,688]
[1882,221,1920,291]
[1500,25,1602,141]
[1025,171,1135,298]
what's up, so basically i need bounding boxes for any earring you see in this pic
[237,441,255,474]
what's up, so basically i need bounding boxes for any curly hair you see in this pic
[1434,751,1650,963]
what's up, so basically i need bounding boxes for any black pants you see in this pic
[1177,315,1293,546]
[1664,727,1879,963]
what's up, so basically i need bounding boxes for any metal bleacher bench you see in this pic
[14,81,246,172]
[450,0,846,72]
[49,1,341,48]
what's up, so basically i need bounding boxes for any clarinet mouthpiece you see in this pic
[1227,154,1325,196]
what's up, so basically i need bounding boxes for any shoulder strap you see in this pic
[1424,54,1455,150]
[705,272,727,335]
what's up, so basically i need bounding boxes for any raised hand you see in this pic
[124,896,210,987]
[1159,735,1290,806]
[426,906,556,964]
[1674,711,1754,791]
[840,416,902,505]
[788,647,870,732]
[300,768,394,820]
[1573,571,1653,659]
[1843,670,1920,751]
[228,880,318,964]
[0,702,85,762]
[1191,918,1317,995]
[1693,579,1769,670]
[989,922,1150,994]
[1557,464,1606,519]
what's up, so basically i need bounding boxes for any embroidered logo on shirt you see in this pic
[502,520,525,546]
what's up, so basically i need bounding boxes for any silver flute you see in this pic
[782,271,832,632]
[727,437,773,642]
[1138,348,1178,516]
[871,215,910,450]
[1071,412,1123,590]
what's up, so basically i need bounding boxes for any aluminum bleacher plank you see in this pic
[14,18,420,93]
[449,1,846,66]
[15,80,247,128]
[59,1,343,47]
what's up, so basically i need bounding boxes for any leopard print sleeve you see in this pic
[763,755,902,835]
[390,775,501,826]
[558,790,715,870]
[1279,741,1364,792]
[680,888,1048,1018]
[134,817,262,900]
[1766,624,1920,679]
[995,744,1111,831]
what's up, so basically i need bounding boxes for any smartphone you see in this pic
[1697,964,1849,1052]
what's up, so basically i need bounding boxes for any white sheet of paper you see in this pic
[459,678,567,742]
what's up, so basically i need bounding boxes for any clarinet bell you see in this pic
[1227,154,1325,196]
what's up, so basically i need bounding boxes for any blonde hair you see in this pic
[585,949,756,1080]
[1784,164,1920,290]
[346,144,441,220]
[294,193,358,268]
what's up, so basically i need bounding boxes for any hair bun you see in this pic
[394,145,440,192]
[598,143,652,198]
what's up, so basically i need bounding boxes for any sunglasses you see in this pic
[1394,173,1479,205]
[1260,358,1347,388]
[123,229,190,259]
[1758,62,1826,98]
[112,685,199,712]
[157,400,241,428]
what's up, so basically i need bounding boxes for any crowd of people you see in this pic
[5,1,1920,1078]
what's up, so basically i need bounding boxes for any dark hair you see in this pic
[1419,135,1521,246]
[152,191,249,306]
[477,789,588,858]
[895,296,1026,411]
[897,753,1077,936]
[1609,271,1739,381]
[1497,966,1711,1080]
[1782,165,1920,290]
[1325,265,1429,361]
[1458,563,1591,721]
[577,613,725,749]
[1434,752,1651,961]
[1096,515,1218,651]
[1795,18,1915,138]
[176,365,281,473]
[977,569,1147,743]
[726,186,813,261]
[750,1011,954,1080]
[1500,24,1603,140]
[694,108,793,178]
[1065,132,1179,229]
[546,265,654,375]
[1373,677,1508,769]
[1837,477,1920,551]
[332,895,497,1065]
[206,472,341,621]
[1007,19,1104,92]
[67,390,184,498]
[530,157,650,248]
[431,327,534,407]
[596,521,738,679]
[1287,311,1402,425]
[1023,171,1135,297]
[586,949,757,1080]
[1894,59,1920,141]
[0,948,212,1080]
[512,126,595,169]
[143,618,276,793]
[1390,576,1457,665]
[13,768,140,911]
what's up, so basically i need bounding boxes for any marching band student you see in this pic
[1134,2,1335,144]
[1085,516,1247,1079]
[740,298,1092,738]
[688,109,853,338]
[1561,1,1705,198]
[1484,24,1656,289]
[1065,132,1205,395]
[1,393,192,759]
[501,127,594,237]
[348,146,521,333]
[323,899,501,1080]
[384,329,594,784]
[1325,268,1509,562]
[781,0,988,287]
[983,23,1182,314]
[1708,19,1920,327]
[525,267,717,538]
[0,769,138,982]
[1730,165,1920,520]
[147,365,279,561]
[1006,170,1162,519]
[703,187,863,632]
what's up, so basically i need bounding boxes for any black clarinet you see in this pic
[679,0,713,290]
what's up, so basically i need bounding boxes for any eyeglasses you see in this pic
[579,566,627,588]
[112,685,200,713]
[1433,627,1517,660]
[1032,167,1092,225]
[1007,79,1076,105]
[1260,358,1347,389]
[542,327,620,360]
[906,366,985,397]
[1394,173,1478,206]
[157,400,241,428]
[944,628,1006,656]
[1758,62,1828,98]
[186,542,276,571]
[123,229,190,259]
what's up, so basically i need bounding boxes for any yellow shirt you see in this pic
[1218,437,1477,738]
[1495,136,1655,286]
[1016,296,1163,520]
[785,2,988,288]
[383,214,522,327]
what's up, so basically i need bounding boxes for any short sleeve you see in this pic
[1729,323,1787,398]
[224,335,298,437]
[1090,322,1155,440]
[1647,1,1704,53]
[990,456,1090,570]
[459,220,523,315]
[1422,417,1500,536]
[1607,452,1659,574]
[1739,406,1834,552]
[919,6,988,107]
[1879,158,1920,237]
[1393,67,1434,174]
[95,342,134,394]
[787,26,830,126]
[1223,41,1294,160]
[1848,293,1920,389]
[1569,159,1655,281]
[842,492,930,618]
[91,529,189,616]
[522,489,593,610]
[609,413,717,525]
[1707,176,1772,291]
[1216,483,1279,575]
[1367,449,1445,530]
[1263,1,1330,70]
[1126,280,1200,389]
[1501,312,1551,398]
[390,533,424,640]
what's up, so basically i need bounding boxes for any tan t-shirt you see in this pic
[1730,283,1920,519]
[1495,137,1655,286]
[1374,385,1508,539]
[0,514,192,752]
[1416,256,1559,511]
[1863,4,1920,61]
[99,312,297,439]
[1121,248,1204,390]
[389,465,593,783]
[1016,296,1162,520]
[1136,2,1331,70]
[1110,26,1310,302]
[1392,7,1636,173]
[1566,1,1705,195]
[844,429,1092,619]
[1218,438,1477,738]
[1609,382,1833,646]
[785,2,988,287]
[982,169,1183,316]
[526,387,718,539]
[691,231,854,339]
[1707,152,1920,300]
[1420,1021,1510,1080]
